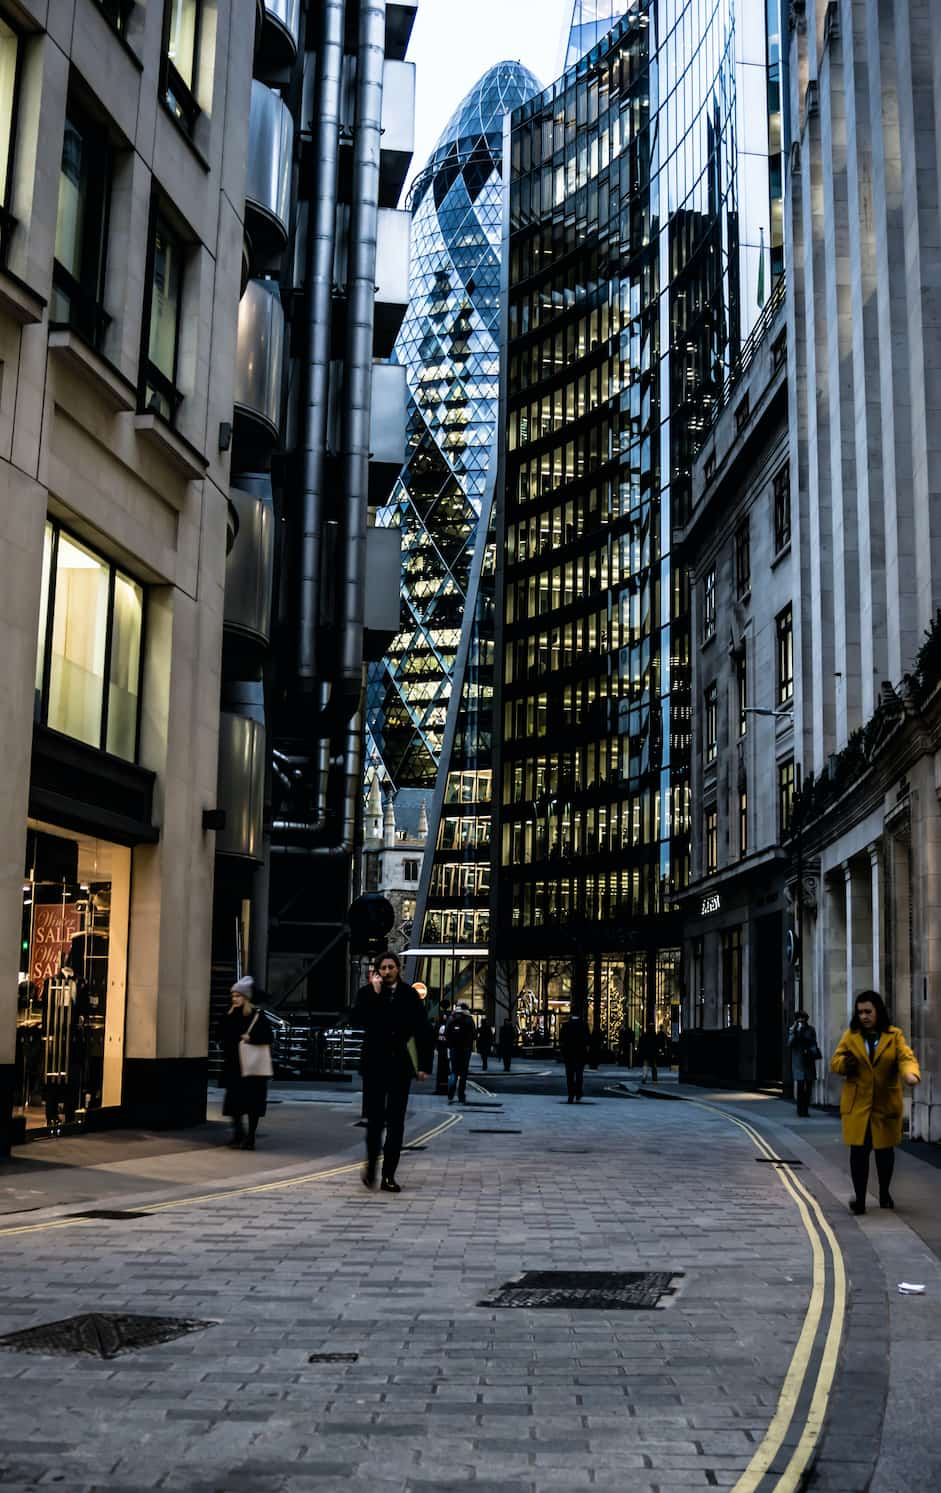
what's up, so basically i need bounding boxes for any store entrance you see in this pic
[17,824,130,1134]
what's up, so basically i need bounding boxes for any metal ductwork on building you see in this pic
[234,278,285,442]
[246,82,294,263]
[217,683,267,863]
[258,0,301,72]
[225,476,275,647]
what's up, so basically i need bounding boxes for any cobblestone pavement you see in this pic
[0,1082,931,1492]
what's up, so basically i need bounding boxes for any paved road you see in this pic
[0,1067,936,1491]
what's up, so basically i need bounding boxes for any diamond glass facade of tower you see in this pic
[492,0,771,1047]
[368,62,541,790]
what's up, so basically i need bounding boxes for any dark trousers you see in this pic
[365,1068,411,1181]
[794,1078,813,1117]
[565,1060,584,1101]
[479,1051,490,1071]
[435,1044,450,1095]
[448,1048,471,1101]
[501,1050,512,1072]
[850,1123,895,1203]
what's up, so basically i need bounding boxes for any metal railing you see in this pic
[698,274,786,446]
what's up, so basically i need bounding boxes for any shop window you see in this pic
[773,466,791,552]
[163,0,201,132]
[778,757,796,836]
[35,521,144,763]
[702,565,716,643]
[734,519,750,597]
[776,604,793,704]
[141,210,184,421]
[704,806,717,875]
[704,681,718,764]
[721,927,742,1027]
[0,16,22,262]
[51,104,112,349]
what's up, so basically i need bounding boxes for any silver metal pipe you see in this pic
[298,0,345,685]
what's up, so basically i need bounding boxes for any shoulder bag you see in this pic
[239,1014,274,1078]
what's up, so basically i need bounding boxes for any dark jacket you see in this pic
[788,1020,821,1081]
[219,1006,273,1088]
[498,1021,517,1056]
[476,1022,494,1056]
[559,1017,589,1064]
[445,1008,476,1053]
[637,1031,660,1064]
[354,980,434,1077]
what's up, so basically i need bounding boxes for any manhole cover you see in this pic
[479,1271,681,1310]
[75,1210,153,1220]
[308,1352,359,1363]
[0,1313,212,1359]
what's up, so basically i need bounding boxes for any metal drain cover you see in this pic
[75,1210,153,1220]
[0,1312,212,1359]
[480,1270,681,1310]
[308,1352,359,1363]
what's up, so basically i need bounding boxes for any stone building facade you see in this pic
[362,778,428,958]
[1,0,257,1146]
[784,0,941,1137]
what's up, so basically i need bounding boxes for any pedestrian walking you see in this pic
[219,977,273,1150]
[476,1017,494,1072]
[435,1001,452,1095]
[354,952,433,1194]
[617,1022,635,1069]
[446,1001,476,1104]
[787,1009,821,1117]
[638,1025,659,1083]
[830,990,920,1215]
[498,1017,517,1072]
[559,1010,589,1102]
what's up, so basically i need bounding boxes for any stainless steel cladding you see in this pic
[216,709,266,862]
[225,477,275,646]
[246,82,294,257]
[234,278,285,440]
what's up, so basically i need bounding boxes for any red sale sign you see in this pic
[29,903,82,987]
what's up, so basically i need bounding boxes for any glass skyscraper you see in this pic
[564,1,631,71]
[368,62,540,789]
[492,0,771,1046]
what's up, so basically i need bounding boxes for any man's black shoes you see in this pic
[380,1178,402,1194]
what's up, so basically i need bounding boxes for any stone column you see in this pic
[869,843,882,991]
[843,860,854,1022]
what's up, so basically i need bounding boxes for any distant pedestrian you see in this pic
[559,1010,589,1103]
[831,991,920,1215]
[354,952,433,1194]
[219,977,273,1150]
[787,1009,821,1117]
[476,1017,494,1072]
[618,1023,635,1068]
[446,1001,476,1104]
[498,1018,517,1072]
[638,1026,659,1083]
[435,1001,452,1095]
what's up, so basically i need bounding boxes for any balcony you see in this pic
[245,82,294,265]
[225,476,275,648]
[257,0,300,74]
[234,278,284,446]
[369,361,407,503]
[216,693,266,863]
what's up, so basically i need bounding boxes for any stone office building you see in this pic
[1,0,258,1147]
[782,0,941,1138]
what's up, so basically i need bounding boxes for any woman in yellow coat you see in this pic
[830,991,920,1215]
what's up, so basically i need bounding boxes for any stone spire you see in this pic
[383,788,397,849]
[418,799,429,839]
[364,773,383,845]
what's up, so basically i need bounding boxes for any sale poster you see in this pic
[29,903,82,988]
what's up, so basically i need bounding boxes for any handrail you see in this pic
[697,273,786,447]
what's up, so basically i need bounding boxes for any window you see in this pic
[739,787,748,857]
[735,519,750,597]
[702,566,716,642]
[163,0,201,131]
[704,806,718,875]
[141,211,184,420]
[778,758,796,836]
[96,0,134,33]
[773,466,791,552]
[0,17,22,261]
[776,604,793,704]
[51,105,111,348]
[704,681,718,764]
[403,859,419,883]
[736,653,747,736]
[721,927,743,1026]
[35,521,144,762]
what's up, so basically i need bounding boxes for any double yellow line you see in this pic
[684,1101,847,1493]
[0,1111,463,1240]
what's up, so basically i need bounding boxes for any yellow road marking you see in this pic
[0,1112,463,1239]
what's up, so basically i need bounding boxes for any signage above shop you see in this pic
[701,893,722,916]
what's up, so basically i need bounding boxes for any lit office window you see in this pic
[704,807,718,876]
[143,213,184,420]
[702,566,716,642]
[778,758,796,836]
[0,17,21,259]
[776,604,794,704]
[704,682,718,764]
[51,108,112,348]
[35,523,144,762]
[164,0,201,130]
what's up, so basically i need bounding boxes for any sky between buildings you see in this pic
[405,0,570,189]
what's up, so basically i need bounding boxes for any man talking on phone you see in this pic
[354,952,433,1193]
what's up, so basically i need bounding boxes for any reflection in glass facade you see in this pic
[368,62,541,788]
[493,1,771,1048]
[564,1,630,72]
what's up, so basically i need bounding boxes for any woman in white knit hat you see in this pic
[218,977,273,1149]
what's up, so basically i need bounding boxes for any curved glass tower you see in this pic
[367,62,540,788]
[564,1,631,70]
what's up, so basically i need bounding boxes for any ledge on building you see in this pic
[0,266,45,326]
[48,329,137,412]
[132,411,209,483]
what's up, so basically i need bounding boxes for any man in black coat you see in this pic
[445,1002,476,1104]
[559,1010,590,1103]
[353,951,433,1194]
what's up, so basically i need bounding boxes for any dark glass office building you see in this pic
[493,0,771,1046]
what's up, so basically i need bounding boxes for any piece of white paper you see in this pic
[897,1282,926,1295]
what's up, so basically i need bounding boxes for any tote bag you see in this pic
[239,1014,274,1078]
